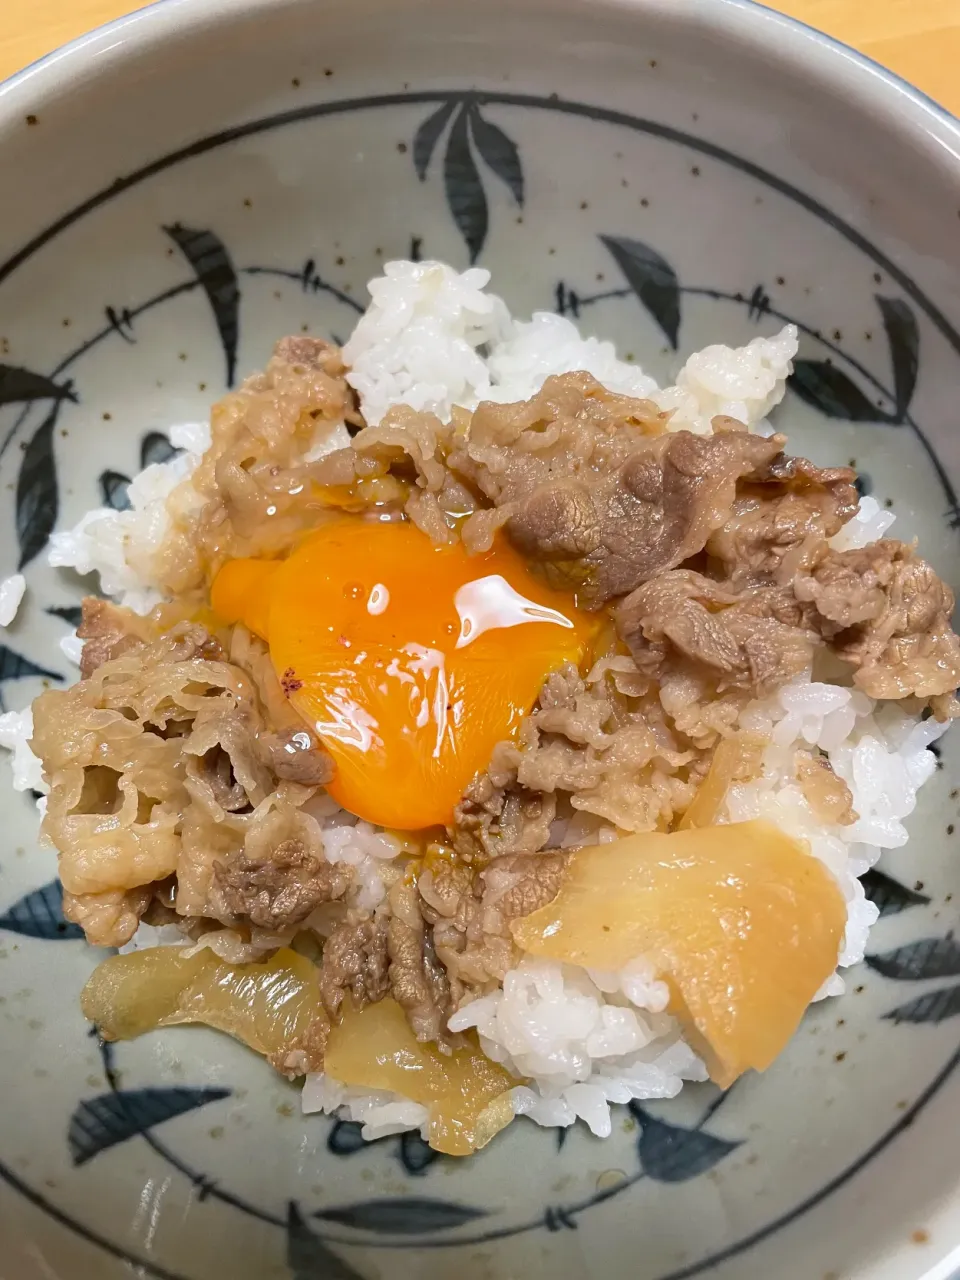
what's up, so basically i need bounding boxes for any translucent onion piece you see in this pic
[81,946,326,1069]
[325,997,515,1156]
[511,820,846,1087]
[678,731,767,830]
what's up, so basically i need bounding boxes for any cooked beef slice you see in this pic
[418,852,568,1005]
[795,751,857,826]
[319,911,391,1019]
[795,540,960,701]
[706,455,859,587]
[447,381,786,604]
[213,840,350,932]
[616,570,815,695]
[387,880,452,1044]
[77,597,151,678]
[259,727,335,786]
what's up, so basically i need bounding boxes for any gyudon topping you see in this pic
[25,261,960,1154]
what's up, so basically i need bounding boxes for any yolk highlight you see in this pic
[212,519,596,829]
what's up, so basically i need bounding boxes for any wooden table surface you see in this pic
[0,0,958,116]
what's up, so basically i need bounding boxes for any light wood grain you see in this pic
[0,1,958,115]
[773,0,960,112]
[0,0,134,81]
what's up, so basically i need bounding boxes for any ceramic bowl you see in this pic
[2,1,960,1277]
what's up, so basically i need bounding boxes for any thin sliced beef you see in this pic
[707,455,859,587]
[377,375,782,604]
[512,430,788,604]
[453,775,558,863]
[479,427,785,606]
[795,540,960,701]
[455,373,668,505]
[314,404,474,544]
[191,745,250,813]
[454,659,697,861]
[151,335,362,596]
[795,751,857,826]
[617,569,815,694]
[387,880,452,1045]
[62,885,154,948]
[480,852,568,927]
[77,597,150,678]
[620,536,960,709]
[259,727,335,786]
[212,840,350,932]
[319,912,391,1018]
[273,335,344,372]
[418,852,568,1005]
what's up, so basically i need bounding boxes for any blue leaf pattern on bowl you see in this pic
[0,880,83,940]
[0,84,956,1280]
[68,1087,232,1167]
[313,1197,488,1234]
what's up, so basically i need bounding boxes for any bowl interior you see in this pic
[2,2,960,1278]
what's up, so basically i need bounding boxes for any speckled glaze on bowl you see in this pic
[1,1,960,1277]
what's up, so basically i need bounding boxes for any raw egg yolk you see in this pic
[212,519,597,829]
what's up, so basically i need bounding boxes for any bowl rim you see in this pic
[1,0,959,299]
[1,4,960,1280]
[0,0,957,141]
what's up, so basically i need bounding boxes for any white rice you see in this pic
[341,259,796,430]
[0,708,45,795]
[485,311,660,404]
[652,327,799,436]
[58,632,84,666]
[0,259,944,1143]
[829,493,897,550]
[47,421,211,615]
[0,573,26,628]
[118,922,186,955]
[305,794,404,913]
[343,261,512,424]
[302,1075,431,1140]
[448,958,706,1138]
[734,674,945,977]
